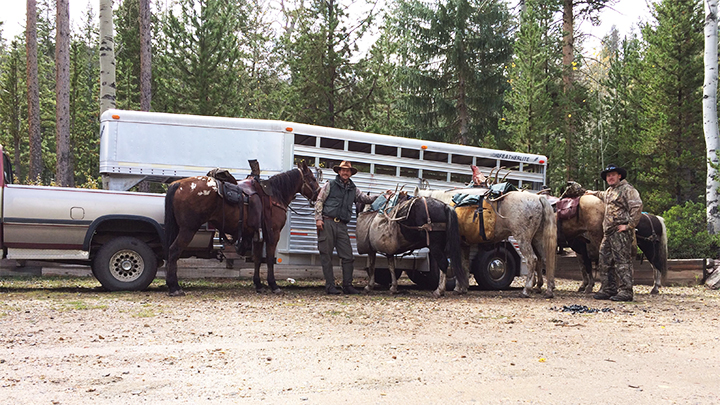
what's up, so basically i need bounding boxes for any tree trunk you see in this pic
[56,0,73,187]
[27,0,43,182]
[704,0,720,235]
[99,0,117,116]
[562,0,575,181]
[139,0,152,112]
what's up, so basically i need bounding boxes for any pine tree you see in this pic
[0,40,26,181]
[56,0,73,187]
[389,0,513,146]
[639,0,705,213]
[155,0,246,117]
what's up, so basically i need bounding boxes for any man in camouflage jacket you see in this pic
[586,164,643,301]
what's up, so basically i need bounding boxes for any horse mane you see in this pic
[265,168,302,203]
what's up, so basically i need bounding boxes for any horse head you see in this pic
[298,161,320,203]
[563,181,586,198]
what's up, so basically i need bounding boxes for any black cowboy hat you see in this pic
[600,164,627,181]
[333,161,358,175]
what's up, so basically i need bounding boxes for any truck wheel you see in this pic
[93,237,157,291]
[472,248,517,290]
[372,268,404,286]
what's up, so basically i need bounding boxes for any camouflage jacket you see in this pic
[596,179,643,234]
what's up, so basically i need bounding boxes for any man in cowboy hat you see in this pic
[315,161,379,294]
[586,164,643,301]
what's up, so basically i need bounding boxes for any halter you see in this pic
[298,168,319,203]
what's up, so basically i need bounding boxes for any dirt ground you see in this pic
[1,275,719,405]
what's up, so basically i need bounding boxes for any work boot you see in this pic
[610,291,633,302]
[326,285,342,295]
[342,285,360,295]
[593,290,617,300]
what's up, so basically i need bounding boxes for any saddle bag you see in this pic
[556,197,580,221]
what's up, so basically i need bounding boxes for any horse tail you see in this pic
[446,204,469,290]
[656,215,669,283]
[539,196,557,287]
[164,182,181,260]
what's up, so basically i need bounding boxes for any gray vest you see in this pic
[322,176,356,223]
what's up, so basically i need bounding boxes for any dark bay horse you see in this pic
[557,181,668,294]
[356,195,469,297]
[164,162,319,296]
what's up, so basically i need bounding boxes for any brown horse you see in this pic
[557,181,668,294]
[163,162,320,296]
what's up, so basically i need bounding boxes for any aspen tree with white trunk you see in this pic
[704,0,720,234]
[99,0,116,115]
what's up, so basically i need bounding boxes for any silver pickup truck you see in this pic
[0,147,214,291]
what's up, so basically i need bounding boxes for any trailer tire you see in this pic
[93,237,157,291]
[472,248,517,290]
[406,261,456,291]
[372,268,404,286]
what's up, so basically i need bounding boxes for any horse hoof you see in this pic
[543,291,554,299]
[453,287,467,295]
[650,288,659,295]
[432,290,444,298]
[584,287,594,294]
[168,289,186,297]
[272,288,283,295]
[519,290,530,298]
[577,286,586,292]
[364,286,373,293]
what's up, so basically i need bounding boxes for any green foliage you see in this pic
[637,0,705,214]
[663,201,720,259]
[389,0,513,146]
[154,0,247,116]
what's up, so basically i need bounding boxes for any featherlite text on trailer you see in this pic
[100,110,548,279]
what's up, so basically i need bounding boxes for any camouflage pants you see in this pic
[597,230,634,295]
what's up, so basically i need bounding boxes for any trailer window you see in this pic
[451,173,472,184]
[401,148,420,159]
[320,137,344,150]
[451,154,473,165]
[354,162,371,173]
[524,163,542,173]
[375,145,397,157]
[423,151,448,163]
[348,141,371,153]
[374,164,396,176]
[294,155,316,166]
[295,134,316,146]
[400,167,419,178]
[319,158,339,170]
[476,157,496,168]
[423,169,447,181]
[500,160,520,171]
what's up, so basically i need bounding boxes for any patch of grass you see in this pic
[61,300,108,311]
[133,308,156,318]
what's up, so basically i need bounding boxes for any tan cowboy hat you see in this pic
[333,161,358,175]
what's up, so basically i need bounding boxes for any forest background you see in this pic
[0,0,716,259]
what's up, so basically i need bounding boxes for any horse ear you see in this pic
[299,161,308,171]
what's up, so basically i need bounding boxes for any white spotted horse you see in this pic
[164,162,320,296]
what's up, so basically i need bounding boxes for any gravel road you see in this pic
[1,276,719,405]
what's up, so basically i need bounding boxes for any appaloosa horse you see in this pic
[557,181,668,294]
[417,178,557,298]
[164,162,319,296]
[356,195,469,298]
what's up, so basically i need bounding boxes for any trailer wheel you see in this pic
[372,268,404,286]
[472,248,517,290]
[406,257,457,291]
[93,237,157,291]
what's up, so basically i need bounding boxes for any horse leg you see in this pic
[389,256,400,294]
[364,252,376,293]
[166,229,195,296]
[651,264,661,295]
[520,246,538,298]
[430,245,449,298]
[264,238,282,294]
[252,240,265,292]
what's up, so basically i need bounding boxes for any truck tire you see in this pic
[93,237,158,291]
[472,247,517,290]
